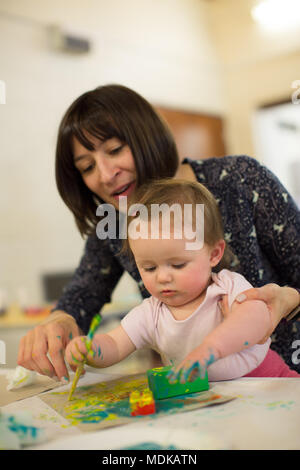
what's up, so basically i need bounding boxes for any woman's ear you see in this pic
[210,239,226,267]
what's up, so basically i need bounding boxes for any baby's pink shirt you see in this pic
[121,269,271,381]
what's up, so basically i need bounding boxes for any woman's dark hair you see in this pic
[55,84,180,236]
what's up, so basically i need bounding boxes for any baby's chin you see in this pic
[157,293,188,307]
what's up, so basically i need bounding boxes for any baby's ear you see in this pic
[210,239,225,267]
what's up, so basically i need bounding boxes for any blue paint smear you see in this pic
[122,442,179,450]
[205,353,216,367]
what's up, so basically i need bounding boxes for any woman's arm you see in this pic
[249,158,300,288]
[54,233,124,334]
[17,233,124,380]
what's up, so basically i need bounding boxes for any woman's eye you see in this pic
[82,165,93,174]
[109,145,124,155]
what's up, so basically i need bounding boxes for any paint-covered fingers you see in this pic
[166,367,179,384]
[47,326,71,382]
[18,328,54,377]
[167,345,218,385]
[47,314,81,380]
[31,326,58,378]
[180,361,202,383]
[168,361,204,385]
[17,313,81,382]
[17,331,45,376]
[65,336,89,371]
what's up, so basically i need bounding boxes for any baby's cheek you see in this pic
[140,275,155,295]
[181,272,207,293]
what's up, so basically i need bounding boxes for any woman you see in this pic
[17,84,300,382]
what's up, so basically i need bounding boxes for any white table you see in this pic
[1,369,300,450]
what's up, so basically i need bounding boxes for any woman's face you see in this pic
[73,134,137,209]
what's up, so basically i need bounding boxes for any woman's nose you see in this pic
[96,157,120,183]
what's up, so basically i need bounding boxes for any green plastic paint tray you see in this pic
[147,365,209,400]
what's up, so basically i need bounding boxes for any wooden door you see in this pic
[156,106,226,161]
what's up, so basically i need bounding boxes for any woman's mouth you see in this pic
[112,182,135,199]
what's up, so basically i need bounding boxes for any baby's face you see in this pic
[130,234,219,309]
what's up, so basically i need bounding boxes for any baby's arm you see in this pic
[65,325,136,372]
[169,299,271,383]
[203,298,271,358]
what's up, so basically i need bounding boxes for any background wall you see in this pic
[206,0,300,156]
[0,0,225,306]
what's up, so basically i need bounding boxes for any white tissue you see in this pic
[6,366,36,391]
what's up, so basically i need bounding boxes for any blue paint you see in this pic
[123,442,179,450]
[168,352,216,385]
[181,361,201,384]
[205,353,216,368]
[0,412,46,448]
[244,341,249,346]
[64,390,210,425]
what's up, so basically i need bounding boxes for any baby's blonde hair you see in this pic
[123,178,235,272]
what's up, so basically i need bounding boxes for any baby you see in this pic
[66,179,296,382]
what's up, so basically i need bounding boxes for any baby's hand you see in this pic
[167,344,218,384]
[65,336,95,372]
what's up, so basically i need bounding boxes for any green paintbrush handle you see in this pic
[68,313,102,401]
[68,361,85,401]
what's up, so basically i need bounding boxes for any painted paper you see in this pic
[40,372,235,432]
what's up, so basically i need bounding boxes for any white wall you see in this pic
[206,0,300,157]
[0,0,225,305]
[253,103,300,206]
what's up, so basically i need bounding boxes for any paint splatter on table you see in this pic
[40,372,234,432]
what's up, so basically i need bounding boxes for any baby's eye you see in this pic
[172,263,186,269]
[143,266,156,272]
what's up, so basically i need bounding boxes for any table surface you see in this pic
[1,369,300,450]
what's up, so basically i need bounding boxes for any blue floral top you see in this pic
[55,156,300,371]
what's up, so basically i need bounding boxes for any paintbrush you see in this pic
[68,313,102,401]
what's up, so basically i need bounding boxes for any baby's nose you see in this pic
[157,267,172,283]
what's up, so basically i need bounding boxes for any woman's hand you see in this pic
[17,310,81,382]
[219,284,300,344]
